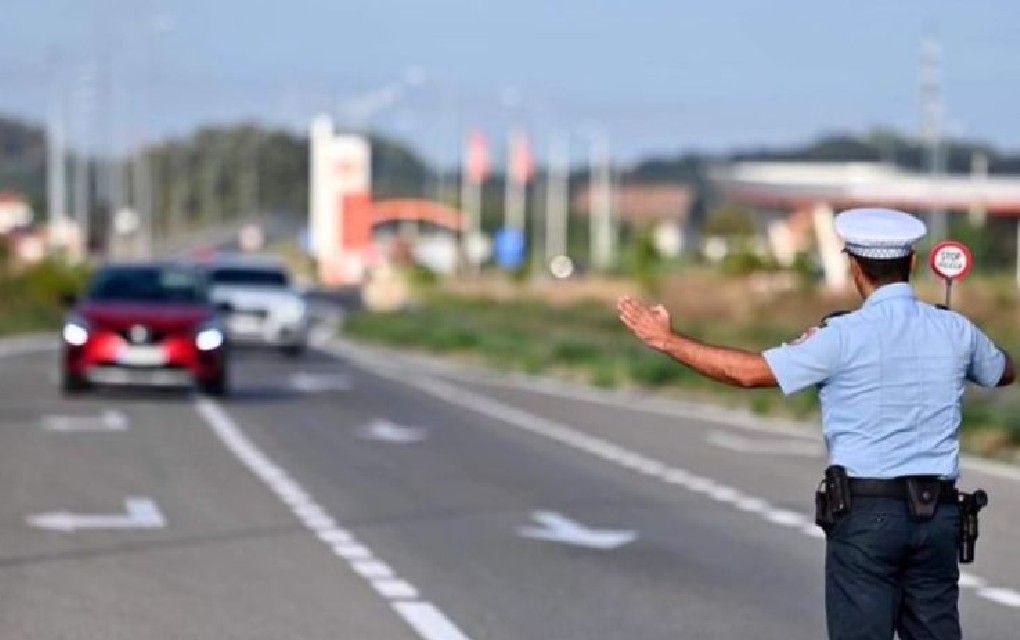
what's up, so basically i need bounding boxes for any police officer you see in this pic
[617,207,1015,640]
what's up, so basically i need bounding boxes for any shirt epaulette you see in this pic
[820,310,852,328]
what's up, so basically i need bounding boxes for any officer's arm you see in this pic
[616,296,778,389]
[654,334,779,389]
[968,324,1016,387]
[997,351,1015,387]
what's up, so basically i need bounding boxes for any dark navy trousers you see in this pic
[826,497,961,640]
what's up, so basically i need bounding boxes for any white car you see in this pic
[206,259,310,356]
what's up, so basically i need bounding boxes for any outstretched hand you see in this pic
[617,296,673,351]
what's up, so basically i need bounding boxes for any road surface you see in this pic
[0,335,1017,638]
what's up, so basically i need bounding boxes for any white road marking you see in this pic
[518,511,637,550]
[763,510,809,527]
[977,588,1020,608]
[393,601,473,640]
[324,341,1020,611]
[316,528,354,545]
[27,497,165,532]
[41,409,129,432]
[373,578,419,600]
[193,397,475,639]
[706,431,823,457]
[289,372,353,393]
[358,419,428,444]
[353,560,396,579]
[959,572,986,589]
[343,339,1020,483]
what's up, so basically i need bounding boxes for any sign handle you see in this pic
[944,278,953,309]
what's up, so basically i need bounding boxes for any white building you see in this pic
[0,192,33,234]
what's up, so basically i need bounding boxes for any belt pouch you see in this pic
[905,477,941,521]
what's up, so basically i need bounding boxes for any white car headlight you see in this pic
[196,327,225,351]
[62,317,90,346]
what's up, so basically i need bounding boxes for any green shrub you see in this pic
[995,397,1020,445]
[551,340,603,365]
[0,260,91,335]
[627,352,682,387]
[589,359,618,388]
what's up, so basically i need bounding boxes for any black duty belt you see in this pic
[849,478,958,504]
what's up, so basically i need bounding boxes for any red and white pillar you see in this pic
[310,115,373,286]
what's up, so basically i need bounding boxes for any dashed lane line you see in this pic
[193,397,472,640]
[323,341,1020,612]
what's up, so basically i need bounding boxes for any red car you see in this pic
[60,263,230,396]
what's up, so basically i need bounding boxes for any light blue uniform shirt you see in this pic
[763,283,1005,479]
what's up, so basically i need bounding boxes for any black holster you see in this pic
[815,465,851,533]
[958,489,989,564]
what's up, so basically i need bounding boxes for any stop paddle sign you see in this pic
[929,241,974,281]
[928,241,973,309]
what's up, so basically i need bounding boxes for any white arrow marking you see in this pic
[289,372,353,393]
[42,410,129,432]
[358,419,427,444]
[706,431,823,457]
[518,511,636,550]
[27,497,165,532]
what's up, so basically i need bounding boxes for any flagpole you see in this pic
[461,130,488,274]
[505,130,528,233]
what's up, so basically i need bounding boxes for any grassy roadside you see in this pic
[344,277,1020,462]
[0,260,89,336]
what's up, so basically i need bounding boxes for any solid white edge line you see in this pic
[192,396,474,640]
[321,340,1020,612]
[977,588,1020,608]
[328,338,1020,483]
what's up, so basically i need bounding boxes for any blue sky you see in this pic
[2,1,1019,164]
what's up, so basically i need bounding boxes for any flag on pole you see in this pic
[466,130,490,185]
[509,132,534,185]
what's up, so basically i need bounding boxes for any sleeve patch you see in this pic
[790,327,819,346]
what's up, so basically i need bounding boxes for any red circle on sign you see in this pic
[929,241,974,281]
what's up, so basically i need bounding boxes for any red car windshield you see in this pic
[86,266,208,304]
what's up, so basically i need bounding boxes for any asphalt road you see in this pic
[1,335,1018,639]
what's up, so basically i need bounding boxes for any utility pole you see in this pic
[46,60,68,253]
[238,129,260,222]
[167,143,187,237]
[132,145,153,257]
[969,152,988,227]
[921,36,947,243]
[72,63,97,260]
[200,136,221,230]
[589,133,615,272]
[544,136,569,264]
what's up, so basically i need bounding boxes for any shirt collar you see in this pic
[863,282,916,308]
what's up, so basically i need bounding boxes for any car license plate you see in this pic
[118,345,167,367]
[230,314,262,334]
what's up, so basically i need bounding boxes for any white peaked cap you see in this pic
[834,208,927,259]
